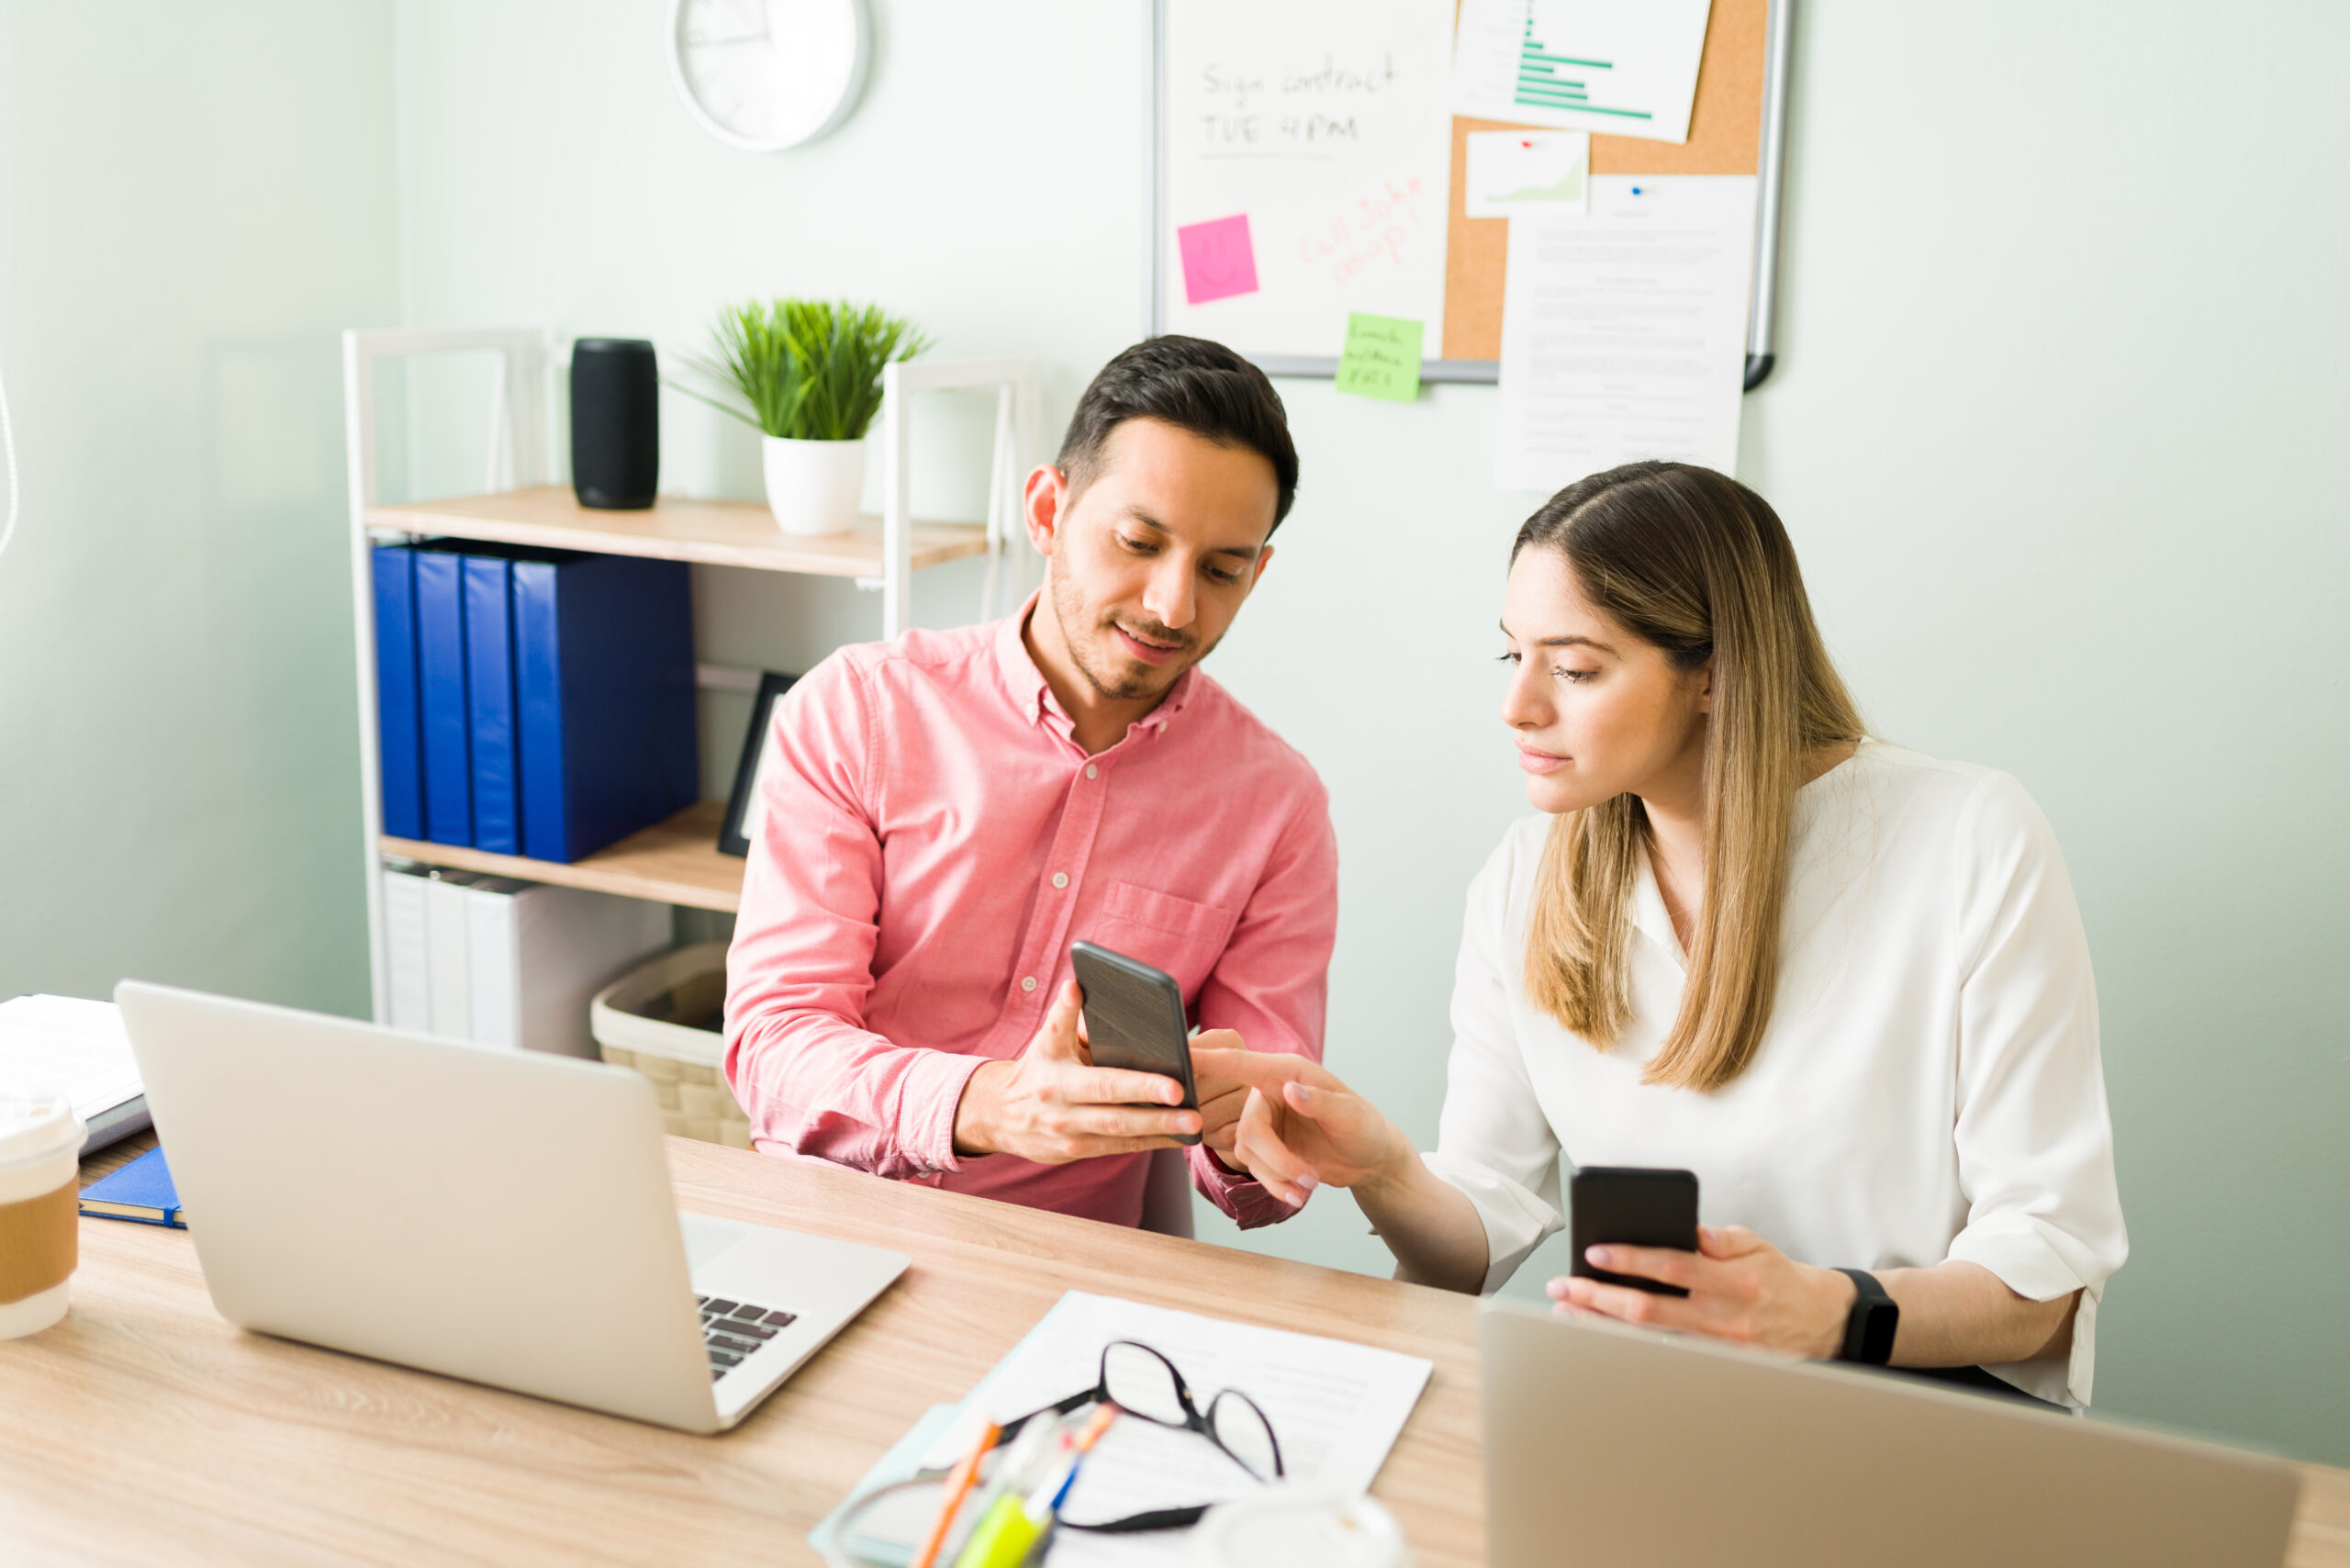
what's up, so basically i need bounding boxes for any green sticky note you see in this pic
[1334,313,1424,402]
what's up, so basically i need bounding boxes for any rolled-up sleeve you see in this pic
[722,656,985,1181]
[1191,778,1340,1229]
[1423,834,1566,1294]
[1944,772,2128,1407]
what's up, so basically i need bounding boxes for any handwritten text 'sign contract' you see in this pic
[1163,0,1455,357]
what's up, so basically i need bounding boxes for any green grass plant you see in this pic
[672,299,929,442]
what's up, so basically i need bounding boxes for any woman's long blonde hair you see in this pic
[1518,463,1864,1092]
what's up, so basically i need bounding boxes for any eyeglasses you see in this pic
[829,1339,1284,1564]
[999,1339,1285,1530]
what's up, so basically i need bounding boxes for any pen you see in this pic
[950,1414,1069,1568]
[912,1418,999,1568]
[1019,1406,1123,1541]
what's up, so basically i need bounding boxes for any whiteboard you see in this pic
[1153,0,1457,364]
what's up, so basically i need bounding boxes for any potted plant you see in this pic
[676,299,928,537]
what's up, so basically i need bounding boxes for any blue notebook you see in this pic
[464,553,522,855]
[414,548,474,846]
[372,545,425,840]
[513,553,698,863]
[78,1147,184,1228]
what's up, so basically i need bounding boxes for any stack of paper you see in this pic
[0,994,147,1153]
[815,1292,1434,1566]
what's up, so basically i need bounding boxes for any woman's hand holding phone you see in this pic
[1548,1224,1857,1359]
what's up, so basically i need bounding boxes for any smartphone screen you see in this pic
[1069,941,1202,1146]
[1568,1167,1699,1297]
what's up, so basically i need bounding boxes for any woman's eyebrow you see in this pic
[1497,621,1616,654]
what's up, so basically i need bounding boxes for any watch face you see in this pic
[670,0,868,151]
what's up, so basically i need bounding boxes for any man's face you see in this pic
[1031,418,1279,704]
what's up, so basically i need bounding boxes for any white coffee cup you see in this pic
[1191,1485,1416,1568]
[0,1091,86,1338]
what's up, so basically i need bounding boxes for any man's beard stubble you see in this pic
[1046,566,1208,703]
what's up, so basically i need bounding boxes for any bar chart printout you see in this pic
[1451,0,1714,145]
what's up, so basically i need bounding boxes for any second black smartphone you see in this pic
[1568,1166,1700,1297]
[1069,941,1202,1146]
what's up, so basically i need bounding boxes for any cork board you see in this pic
[1441,0,1768,362]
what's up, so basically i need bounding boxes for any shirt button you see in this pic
[1085,764,1098,779]
[1051,872,1069,890]
[1021,975,1037,992]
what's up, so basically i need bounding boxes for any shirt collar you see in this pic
[1630,840,1688,971]
[992,591,1058,726]
[991,589,1201,739]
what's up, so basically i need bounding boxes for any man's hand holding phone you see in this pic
[951,980,1203,1163]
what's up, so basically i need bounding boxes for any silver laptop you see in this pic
[1481,1301,2300,1568]
[116,980,908,1435]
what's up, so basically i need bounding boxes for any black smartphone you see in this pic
[1568,1167,1699,1297]
[1069,941,1202,1146]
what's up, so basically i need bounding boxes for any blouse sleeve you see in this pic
[1943,771,2130,1407]
[1422,827,1568,1294]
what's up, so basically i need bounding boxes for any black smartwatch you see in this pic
[1835,1268,1899,1365]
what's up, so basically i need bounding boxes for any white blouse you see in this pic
[1422,743,2127,1407]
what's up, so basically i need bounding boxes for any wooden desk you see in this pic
[5,1135,2344,1568]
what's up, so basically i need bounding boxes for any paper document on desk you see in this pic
[0,994,146,1151]
[916,1292,1432,1563]
[1495,174,1758,491]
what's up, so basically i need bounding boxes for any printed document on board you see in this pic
[1495,174,1759,492]
[1454,0,1713,145]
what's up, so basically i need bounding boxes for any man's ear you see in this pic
[1246,543,1276,595]
[1024,464,1069,557]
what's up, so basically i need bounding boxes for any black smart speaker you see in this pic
[569,338,659,510]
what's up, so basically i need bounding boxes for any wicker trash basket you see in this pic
[589,941,752,1149]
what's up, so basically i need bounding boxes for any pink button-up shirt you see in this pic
[722,594,1338,1228]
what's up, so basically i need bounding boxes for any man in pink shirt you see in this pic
[723,337,1337,1229]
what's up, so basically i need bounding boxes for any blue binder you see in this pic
[371,545,425,840]
[464,554,522,855]
[512,554,698,863]
[414,548,473,846]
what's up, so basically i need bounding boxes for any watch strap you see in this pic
[1835,1268,1899,1365]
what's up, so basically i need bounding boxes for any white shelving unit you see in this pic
[341,327,1042,1023]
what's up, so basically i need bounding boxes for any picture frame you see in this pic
[718,670,800,858]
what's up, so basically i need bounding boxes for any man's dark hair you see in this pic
[1056,336,1300,532]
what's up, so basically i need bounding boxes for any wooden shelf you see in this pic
[368,486,990,577]
[382,800,745,913]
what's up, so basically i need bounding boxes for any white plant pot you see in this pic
[760,434,867,537]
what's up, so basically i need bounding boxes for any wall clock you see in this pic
[667,0,871,151]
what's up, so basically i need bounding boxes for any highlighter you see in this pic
[948,1416,1066,1568]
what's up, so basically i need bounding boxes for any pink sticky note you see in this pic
[1176,214,1260,306]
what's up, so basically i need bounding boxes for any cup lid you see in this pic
[0,1091,85,1169]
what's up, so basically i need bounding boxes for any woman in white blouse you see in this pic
[1209,461,2127,1408]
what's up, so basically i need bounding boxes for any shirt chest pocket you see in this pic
[1081,881,1238,1009]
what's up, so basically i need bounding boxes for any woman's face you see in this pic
[1499,546,1712,816]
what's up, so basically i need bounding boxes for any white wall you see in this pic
[390,0,2343,1465]
[0,3,400,1015]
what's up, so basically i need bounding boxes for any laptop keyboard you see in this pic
[697,1294,800,1382]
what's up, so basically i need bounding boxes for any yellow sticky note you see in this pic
[1334,314,1424,402]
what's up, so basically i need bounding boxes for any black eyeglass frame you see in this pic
[992,1338,1286,1533]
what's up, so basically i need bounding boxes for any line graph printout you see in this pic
[1453,0,1713,145]
[1163,0,1456,358]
